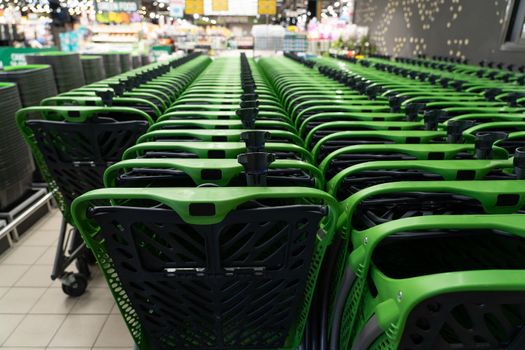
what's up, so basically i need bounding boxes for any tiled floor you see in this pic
[0,209,134,349]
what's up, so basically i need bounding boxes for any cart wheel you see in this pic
[76,257,91,278]
[61,273,88,297]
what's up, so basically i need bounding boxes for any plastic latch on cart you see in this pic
[240,130,271,152]
[505,92,525,107]
[484,88,502,101]
[236,108,259,129]
[95,90,114,107]
[365,85,382,100]
[241,93,258,101]
[242,83,256,93]
[423,110,445,130]
[405,103,425,121]
[514,148,525,179]
[475,132,508,159]
[108,82,125,97]
[447,120,475,143]
[240,100,259,109]
[237,152,276,186]
[389,96,407,112]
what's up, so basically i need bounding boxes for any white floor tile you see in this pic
[0,200,132,348]
[30,288,78,314]
[0,265,30,287]
[48,314,107,347]
[0,246,48,265]
[4,314,65,347]
[35,213,63,231]
[89,270,109,288]
[34,245,57,265]
[15,264,54,287]
[0,287,46,313]
[110,304,121,315]
[0,314,24,345]
[22,227,59,247]
[94,315,134,348]
[70,287,115,315]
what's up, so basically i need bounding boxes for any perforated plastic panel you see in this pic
[89,203,326,349]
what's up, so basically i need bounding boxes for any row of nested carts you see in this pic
[0,51,150,213]
[8,51,525,350]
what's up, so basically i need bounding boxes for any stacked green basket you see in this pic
[0,83,34,210]
[69,53,339,350]
[25,52,85,92]
[0,64,58,106]
[80,55,106,84]
[264,53,525,350]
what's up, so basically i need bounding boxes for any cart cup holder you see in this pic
[95,90,115,107]
[365,85,382,100]
[514,148,525,179]
[484,88,502,101]
[335,71,346,83]
[142,70,153,81]
[236,108,259,129]
[486,71,499,80]
[355,81,369,94]
[237,152,276,186]
[405,103,425,121]
[427,74,439,84]
[417,72,428,82]
[407,71,418,79]
[122,77,137,91]
[501,73,514,82]
[135,73,146,85]
[108,82,125,97]
[389,96,407,112]
[450,80,466,91]
[240,130,271,152]
[475,132,508,159]
[241,93,258,101]
[505,92,525,107]
[439,77,451,88]
[423,110,444,130]
[345,76,358,88]
[242,83,256,93]
[240,100,259,109]
[447,120,475,143]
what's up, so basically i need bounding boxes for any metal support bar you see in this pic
[0,189,54,242]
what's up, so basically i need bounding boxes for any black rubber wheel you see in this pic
[61,273,88,297]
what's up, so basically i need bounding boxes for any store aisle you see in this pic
[0,210,134,349]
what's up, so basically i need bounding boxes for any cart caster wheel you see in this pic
[61,273,88,297]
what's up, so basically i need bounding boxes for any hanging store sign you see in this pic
[95,0,140,23]
[258,0,276,15]
[185,0,204,14]
[170,0,185,18]
[212,0,228,11]
[95,0,140,13]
